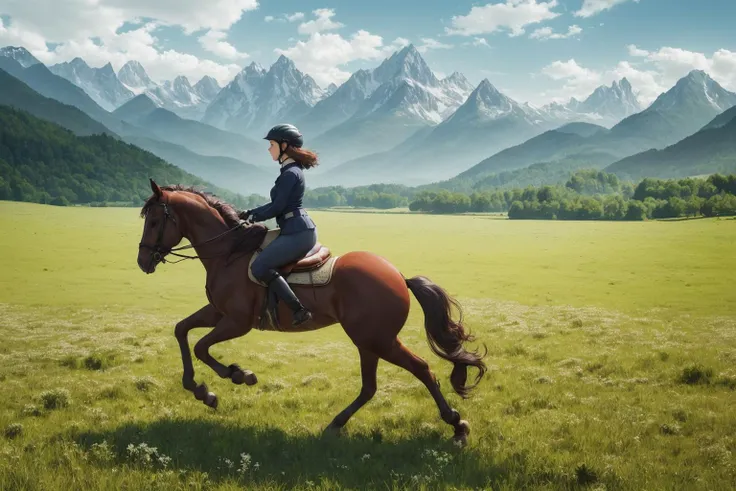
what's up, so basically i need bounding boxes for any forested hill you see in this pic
[0,68,113,137]
[0,105,261,208]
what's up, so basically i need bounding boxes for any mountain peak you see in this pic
[244,61,265,75]
[0,46,41,67]
[373,43,438,87]
[273,55,296,70]
[99,62,115,75]
[650,69,736,113]
[69,57,90,68]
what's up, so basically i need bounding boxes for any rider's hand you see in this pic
[238,209,252,221]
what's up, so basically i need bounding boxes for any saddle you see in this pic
[248,229,339,331]
[247,229,339,287]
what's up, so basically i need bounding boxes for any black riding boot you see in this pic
[264,270,312,326]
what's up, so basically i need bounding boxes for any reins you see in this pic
[139,200,251,265]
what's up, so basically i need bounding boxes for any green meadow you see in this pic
[1,200,735,490]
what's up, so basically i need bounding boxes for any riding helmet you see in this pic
[264,123,303,148]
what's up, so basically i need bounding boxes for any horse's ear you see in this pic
[150,178,162,198]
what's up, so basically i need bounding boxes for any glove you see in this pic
[238,209,252,221]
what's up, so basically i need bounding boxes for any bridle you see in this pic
[138,200,244,270]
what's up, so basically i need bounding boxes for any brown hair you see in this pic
[285,146,319,169]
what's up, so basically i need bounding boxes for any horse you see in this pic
[137,179,487,445]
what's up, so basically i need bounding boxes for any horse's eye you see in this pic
[149,220,157,228]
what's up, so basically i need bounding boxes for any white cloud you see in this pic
[627,44,649,57]
[473,37,491,47]
[446,0,561,37]
[298,8,344,35]
[417,38,453,53]
[626,45,736,93]
[0,0,259,83]
[575,0,640,18]
[286,12,305,22]
[275,29,411,86]
[530,24,582,40]
[198,30,249,60]
[264,15,276,22]
[541,46,736,106]
[392,37,411,49]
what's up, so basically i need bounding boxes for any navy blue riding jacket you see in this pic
[250,161,316,235]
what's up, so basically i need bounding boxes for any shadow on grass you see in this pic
[74,418,517,488]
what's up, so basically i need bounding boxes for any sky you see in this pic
[1,0,735,106]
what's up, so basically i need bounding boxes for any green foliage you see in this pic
[409,169,736,220]
[304,184,413,209]
[0,105,257,208]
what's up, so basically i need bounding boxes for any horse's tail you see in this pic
[405,276,487,398]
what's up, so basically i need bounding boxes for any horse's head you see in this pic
[137,179,185,274]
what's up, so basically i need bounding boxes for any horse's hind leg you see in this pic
[377,339,470,445]
[324,349,379,434]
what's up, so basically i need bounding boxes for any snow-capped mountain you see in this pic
[49,58,134,111]
[202,55,324,137]
[308,45,475,166]
[325,83,338,96]
[118,61,157,94]
[534,78,641,127]
[609,69,736,145]
[116,62,219,119]
[0,46,40,68]
[193,76,221,101]
[322,79,550,186]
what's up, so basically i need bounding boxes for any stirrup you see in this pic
[293,308,312,326]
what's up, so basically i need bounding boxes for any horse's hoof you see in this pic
[453,420,470,447]
[232,369,257,386]
[204,392,218,409]
[322,424,342,437]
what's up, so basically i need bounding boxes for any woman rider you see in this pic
[239,123,318,326]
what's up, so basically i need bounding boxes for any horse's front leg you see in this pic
[191,315,255,409]
[175,304,223,396]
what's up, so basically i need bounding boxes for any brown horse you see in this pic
[137,180,487,444]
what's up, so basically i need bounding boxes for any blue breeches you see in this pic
[251,229,318,282]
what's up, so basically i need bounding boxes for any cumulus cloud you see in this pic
[575,0,640,18]
[286,12,305,22]
[530,24,582,40]
[0,0,258,83]
[541,46,736,105]
[198,30,249,60]
[417,38,453,53]
[298,8,344,35]
[446,0,560,37]
[275,9,414,86]
[275,29,408,86]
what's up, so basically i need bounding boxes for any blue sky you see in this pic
[2,0,735,105]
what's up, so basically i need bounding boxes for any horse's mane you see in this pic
[140,184,268,256]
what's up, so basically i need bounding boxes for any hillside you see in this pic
[123,135,274,196]
[114,96,263,163]
[0,105,249,206]
[0,55,146,138]
[605,110,736,179]
[0,68,113,137]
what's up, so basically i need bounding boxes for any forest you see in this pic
[0,105,261,209]
[408,170,736,220]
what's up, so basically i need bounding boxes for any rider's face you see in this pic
[268,140,285,162]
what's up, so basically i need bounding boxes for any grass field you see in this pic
[1,200,735,490]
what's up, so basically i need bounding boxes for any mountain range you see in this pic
[440,70,736,190]
[2,43,735,199]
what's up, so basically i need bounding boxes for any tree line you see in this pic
[409,170,736,220]
[303,184,413,209]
